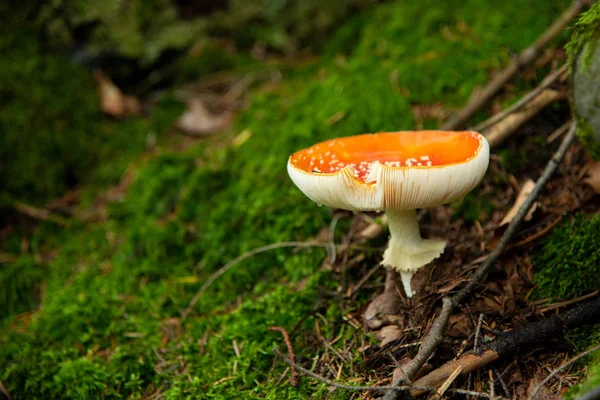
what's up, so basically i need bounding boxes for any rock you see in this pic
[570,2,600,160]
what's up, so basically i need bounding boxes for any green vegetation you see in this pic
[3,0,594,399]
[566,354,600,400]
[532,213,600,300]
[567,0,600,71]
[533,213,600,399]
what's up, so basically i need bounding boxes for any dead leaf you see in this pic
[357,214,387,239]
[584,161,600,194]
[177,99,231,135]
[375,325,403,347]
[438,278,466,294]
[446,313,470,338]
[363,287,402,330]
[500,179,537,226]
[94,70,140,117]
[527,374,560,400]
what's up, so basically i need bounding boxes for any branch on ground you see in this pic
[442,0,587,130]
[410,296,600,396]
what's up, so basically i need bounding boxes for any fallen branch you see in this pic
[272,348,494,398]
[272,348,416,392]
[537,290,599,314]
[12,202,70,226]
[409,296,600,396]
[182,241,329,318]
[382,122,577,400]
[473,64,567,132]
[483,89,567,147]
[269,326,298,386]
[441,0,587,130]
[0,379,12,400]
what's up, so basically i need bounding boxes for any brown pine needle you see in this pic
[528,343,600,400]
[269,326,298,386]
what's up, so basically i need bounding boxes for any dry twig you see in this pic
[0,380,12,400]
[528,343,600,400]
[483,89,567,147]
[410,293,600,396]
[272,348,415,392]
[12,202,70,226]
[382,122,577,400]
[272,348,494,398]
[537,290,599,314]
[442,0,587,130]
[473,64,567,132]
[182,241,329,318]
[269,326,298,386]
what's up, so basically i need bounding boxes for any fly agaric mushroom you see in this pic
[287,131,489,298]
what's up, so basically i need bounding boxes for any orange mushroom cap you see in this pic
[287,131,489,211]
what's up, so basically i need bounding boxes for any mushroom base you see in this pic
[382,209,446,297]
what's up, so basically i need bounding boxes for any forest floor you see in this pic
[2,1,600,399]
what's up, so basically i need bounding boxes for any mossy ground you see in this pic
[5,0,599,398]
[532,213,600,398]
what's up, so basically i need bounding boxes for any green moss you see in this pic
[328,0,570,106]
[565,355,600,400]
[0,22,184,208]
[532,213,600,300]
[568,2,600,161]
[576,119,600,161]
[567,0,600,72]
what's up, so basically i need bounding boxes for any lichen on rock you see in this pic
[568,1,600,160]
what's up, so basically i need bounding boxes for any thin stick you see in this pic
[528,343,600,400]
[472,65,567,132]
[488,370,495,400]
[483,89,566,146]
[272,348,417,392]
[269,326,298,386]
[274,348,493,398]
[382,123,577,400]
[450,389,494,399]
[474,314,485,354]
[547,120,572,143]
[349,264,382,298]
[182,241,328,318]
[493,367,511,398]
[328,213,345,264]
[482,89,567,147]
[441,0,586,130]
[12,202,70,226]
[0,379,12,400]
[538,290,599,314]
[438,365,464,397]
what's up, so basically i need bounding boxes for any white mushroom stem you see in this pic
[382,209,446,298]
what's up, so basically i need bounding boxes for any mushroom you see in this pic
[287,131,489,298]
